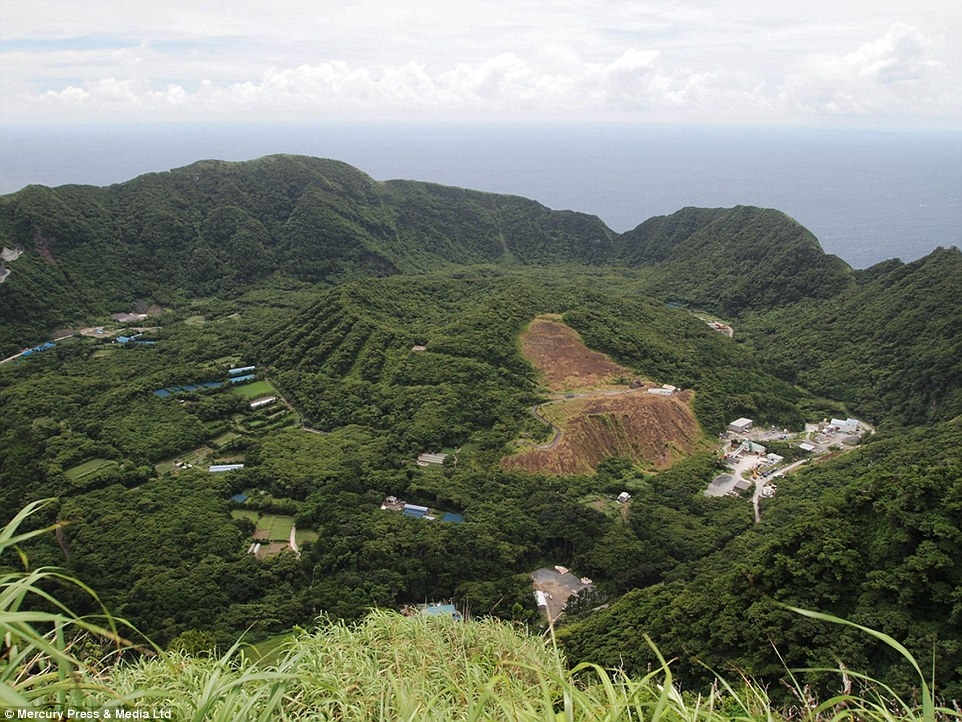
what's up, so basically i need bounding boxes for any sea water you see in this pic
[1,122,959,269]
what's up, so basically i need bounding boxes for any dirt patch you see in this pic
[520,315,635,392]
[508,315,703,475]
[504,390,701,475]
[256,541,290,559]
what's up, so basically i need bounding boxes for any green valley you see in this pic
[2,155,962,713]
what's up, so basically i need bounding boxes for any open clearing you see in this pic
[504,315,703,475]
[232,380,275,399]
[520,315,630,392]
[231,510,295,542]
[65,458,118,482]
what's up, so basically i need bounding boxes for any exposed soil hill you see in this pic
[504,390,701,475]
[520,315,630,391]
[506,315,703,474]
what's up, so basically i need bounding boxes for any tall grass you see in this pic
[0,500,142,710]
[4,501,961,721]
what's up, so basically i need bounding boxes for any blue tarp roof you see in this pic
[440,513,464,524]
[402,507,428,518]
[423,604,462,620]
[229,494,248,502]
[229,374,256,383]
[22,341,56,356]
[154,381,224,397]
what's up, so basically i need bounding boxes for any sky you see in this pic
[2,0,961,129]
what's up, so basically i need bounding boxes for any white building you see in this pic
[728,418,753,434]
[417,452,448,465]
[830,418,860,434]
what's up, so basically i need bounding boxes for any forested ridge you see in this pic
[1,154,846,355]
[2,154,962,701]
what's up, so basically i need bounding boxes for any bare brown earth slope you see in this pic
[503,316,703,475]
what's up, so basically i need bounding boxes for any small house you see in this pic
[617,491,631,503]
[728,418,753,434]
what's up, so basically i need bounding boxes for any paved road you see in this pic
[529,405,563,449]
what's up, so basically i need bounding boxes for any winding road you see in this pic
[526,387,655,450]
[529,404,563,449]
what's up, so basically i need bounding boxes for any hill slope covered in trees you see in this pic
[1,154,848,355]
[2,154,962,707]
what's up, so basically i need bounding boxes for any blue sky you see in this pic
[2,0,961,128]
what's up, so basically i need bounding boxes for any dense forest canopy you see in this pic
[2,154,961,699]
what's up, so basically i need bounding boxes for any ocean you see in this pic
[1,122,959,269]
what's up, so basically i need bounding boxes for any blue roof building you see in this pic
[422,603,463,621]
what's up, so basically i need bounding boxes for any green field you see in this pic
[230,510,294,541]
[154,446,213,475]
[232,380,275,399]
[211,431,240,447]
[64,458,118,482]
[294,528,318,546]
[258,514,294,540]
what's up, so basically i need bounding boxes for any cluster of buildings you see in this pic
[380,496,464,523]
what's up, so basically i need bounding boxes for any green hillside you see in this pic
[618,205,855,315]
[739,246,962,427]
[0,155,852,355]
[2,155,962,710]
[1,499,952,720]
[557,418,962,700]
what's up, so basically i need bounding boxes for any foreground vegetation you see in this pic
[3,506,960,721]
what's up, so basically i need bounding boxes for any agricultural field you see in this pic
[154,445,214,475]
[211,431,240,447]
[231,510,295,541]
[64,458,119,483]
[294,528,318,546]
[232,380,276,399]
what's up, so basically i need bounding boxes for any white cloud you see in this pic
[3,2,961,127]
[779,22,948,118]
[843,22,939,83]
